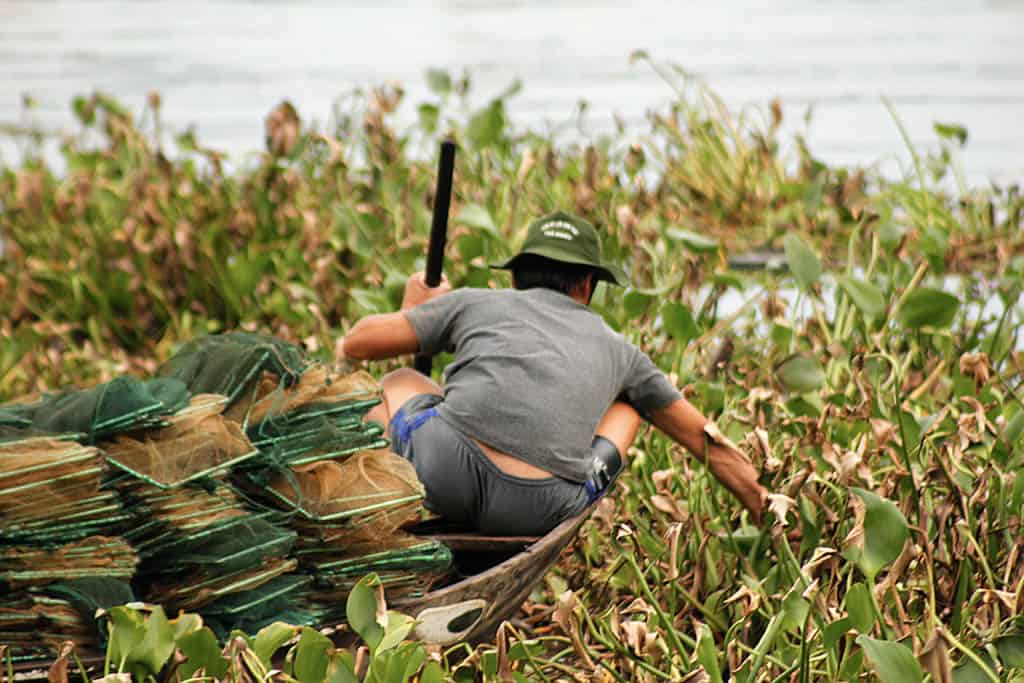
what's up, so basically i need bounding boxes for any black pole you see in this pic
[414,140,456,375]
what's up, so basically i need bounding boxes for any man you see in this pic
[339,211,767,536]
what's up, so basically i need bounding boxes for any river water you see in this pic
[1,0,1022,184]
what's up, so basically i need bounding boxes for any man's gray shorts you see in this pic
[388,394,593,536]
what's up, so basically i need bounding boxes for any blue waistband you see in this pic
[390,404,439,451]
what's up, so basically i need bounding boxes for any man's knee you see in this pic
[596,402,642,454]
[380,367,423,388]
[377,368,442,423]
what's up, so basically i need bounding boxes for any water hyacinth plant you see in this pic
[2,57,1023,680]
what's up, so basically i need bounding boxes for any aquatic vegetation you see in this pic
[1,59,1023,679]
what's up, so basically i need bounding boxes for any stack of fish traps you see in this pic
[0,333,452,663]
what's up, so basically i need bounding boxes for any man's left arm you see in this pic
[648,397,768,524]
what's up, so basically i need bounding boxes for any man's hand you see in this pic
[401,272,452,311]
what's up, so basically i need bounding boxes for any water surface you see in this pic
[1,0,1022,182]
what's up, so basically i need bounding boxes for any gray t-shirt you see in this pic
[404,288,681,483]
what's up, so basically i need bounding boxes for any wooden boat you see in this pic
[392,507,594,645]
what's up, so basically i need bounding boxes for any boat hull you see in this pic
[394,508,592,645]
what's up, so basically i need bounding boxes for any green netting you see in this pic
[159,332,307,404]
[0,536,137,590]
[132,514,283,562]
[15,377,188,442]
[1,509,134,545]
[0,439,112,544]
[102,394,259,488]
[46,577,137,624]
[0,578,133,658]
[0,332,470,646]
[225,364,378,427]
[247,418,387,468]
[157,558,299,613]
[2,491,121,526]
[201,575,320,639]
[117,484,249,541]
[201,574,311,617]
[166,518,296,575]
[238,449,424,524]
[0,407,33,440]
[299,540,452,576]
[0,594,94,656]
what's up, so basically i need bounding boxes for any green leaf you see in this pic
[137,607,176,678]
[803,176,825,214]
[845,488,910,580]
[776,354,826,393]
[107,606,176,680]
[417,103,439,133]
[377,611,416,653]
[899,287,960,329]
[456,234,485,261]
[695,624,723,683]
[995,634,1024,667]
[710,271,745,290]
[455,204,499,236]
[823,617,852,652]
[177,628,229,680]
[1004,409,1024,447]
[666,227,720,253]
[896,410,923,455]
[844,583,875,633]
[507,640,545,663]
[326,650,360,683]
[934,122,968,146]
[953,658,997,683]
[170,613,203,641]
[782,233,822,291]
[293,627,332,683]
[346,574,385,651]
[661,302,699,344]
[780,584,810,633]
[837,275,886,320]
[856,635,924,683]
[72,95,96,125]
[697,381,725,414]
[770,322,793,349]
[399,644,428,680]
[107,607,146,670]
[420,660,445,683]
[254,622,298,667]
[425,69,452,96]
[466,100,505,149]
[623,290,653,319]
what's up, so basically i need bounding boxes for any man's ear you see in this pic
[582,273,597,304]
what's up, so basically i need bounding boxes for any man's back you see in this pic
[406,287,679,482]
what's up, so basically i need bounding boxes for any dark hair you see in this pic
[510,254,597,296]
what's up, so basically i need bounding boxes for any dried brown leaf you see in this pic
[918,630,953,683]
[265,101,300,156]
[665,523,682,581]
[618,620,657,657]
[766,493,797,528]
[650,494,687,523]
[724,584,762,616]
[959,351,991,388]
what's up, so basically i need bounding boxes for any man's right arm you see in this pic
[338,272,452,362]
[339,312,421,361]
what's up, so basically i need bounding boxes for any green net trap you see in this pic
[0,331,459,656]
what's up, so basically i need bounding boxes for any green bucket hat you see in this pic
[490,211,628,286]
